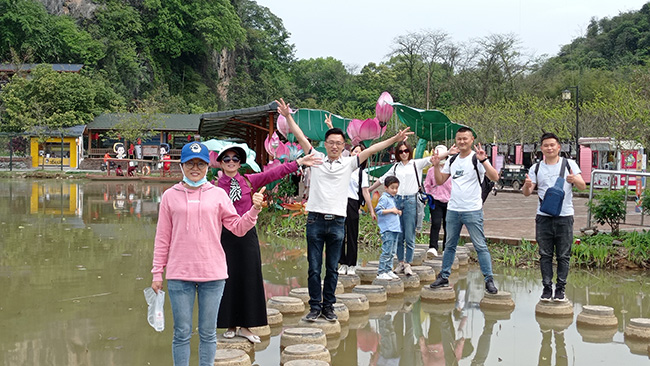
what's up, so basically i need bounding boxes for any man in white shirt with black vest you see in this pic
[523,132,585,302]
[428,127,500,294]
[277,98,413,322]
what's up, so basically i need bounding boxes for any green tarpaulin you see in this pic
[292,109,352,141]
[393,103,474,142]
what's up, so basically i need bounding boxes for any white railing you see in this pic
[587,169,650,227]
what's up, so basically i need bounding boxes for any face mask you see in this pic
[180,163,208,187]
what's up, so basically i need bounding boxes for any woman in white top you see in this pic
[370,141,433,276]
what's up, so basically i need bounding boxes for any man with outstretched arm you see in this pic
[277,98,413,322]
[428,127,500,294]
[522,132,586,302]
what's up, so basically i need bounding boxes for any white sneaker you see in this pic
[427,248,439,259]
[388,271,399,280]
[377,272,393,280]
[347,265,356,275]
[338,264,348,275]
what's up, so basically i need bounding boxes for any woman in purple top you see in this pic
[215,144,320,343]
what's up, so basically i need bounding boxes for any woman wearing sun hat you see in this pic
[214,143,321,343]
[150,141,266,366]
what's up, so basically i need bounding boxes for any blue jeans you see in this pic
[441,209,493,281]
[379,231,399,274]
[536,215,573,288]
[167,279,225,366]
[395,195,416,263]
[306,212,345,311]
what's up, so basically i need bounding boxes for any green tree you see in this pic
[0,0,103,64]
[0,66,123,133]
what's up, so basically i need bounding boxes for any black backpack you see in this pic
[448,153,494,203]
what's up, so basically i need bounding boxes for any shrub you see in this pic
[588,189,627,236]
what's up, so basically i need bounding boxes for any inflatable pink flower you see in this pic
[375,91,394,126]
[264,132,290,160]
[347,118,385,146]
[209,151,220,168]
[276,107,295,139]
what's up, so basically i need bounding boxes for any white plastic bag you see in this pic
[144,287,165,332]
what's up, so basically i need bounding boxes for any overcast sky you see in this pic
[254,0,650,68]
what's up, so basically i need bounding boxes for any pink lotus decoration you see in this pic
[276,108,295,141]
[264,132,290,160]
[375,91,394,126]
[346,118,386,146]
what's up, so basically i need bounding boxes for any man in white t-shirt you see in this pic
[523,132,586,302]
[428,127,500,294]
[277,98,413,322]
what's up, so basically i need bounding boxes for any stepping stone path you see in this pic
[410,266,435,282]
[420,286,456,303]
[267,308,283,327]
[336,293,370,313]
[397,273,421,289]
[412,249,426,265]
[535,299,574,317]
[213,349,251,366]
[297,318,341,338]
[352,285,387,305]
[281,344,330,365]
[577,305,618,328]
[280,327,327,349]
[267,296,305,315]
[289,288,310,304]
[480,291,515,311]
[355,267,377,284]
[332,302,350,323]
[337,274,360,291]
[217,335,254,354]
[371,277,405,295]
[624,318,650,340]
[422,259,442,273]
[250,325,271,338]
[284,360,330,366]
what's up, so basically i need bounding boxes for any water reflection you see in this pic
[2,179,650,365]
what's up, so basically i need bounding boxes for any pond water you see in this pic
[2,179,650,365]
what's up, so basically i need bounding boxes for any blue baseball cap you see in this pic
[180,142,210,164]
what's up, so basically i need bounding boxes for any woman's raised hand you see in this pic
[252,187,266,210]
[393,127,413,142]
[298,152,323,167]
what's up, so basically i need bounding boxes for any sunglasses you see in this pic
[222,156,240,163]
[398,149,410,154]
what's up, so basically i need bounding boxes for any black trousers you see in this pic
[429,199,448,250]
[340,198,360,266]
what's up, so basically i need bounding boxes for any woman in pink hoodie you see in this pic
[151,142,265,366]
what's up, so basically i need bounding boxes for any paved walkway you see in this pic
[427,190,650,244]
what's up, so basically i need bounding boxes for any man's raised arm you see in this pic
[358,127,413,164]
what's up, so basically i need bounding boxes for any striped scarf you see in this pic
[229,178,241,202]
